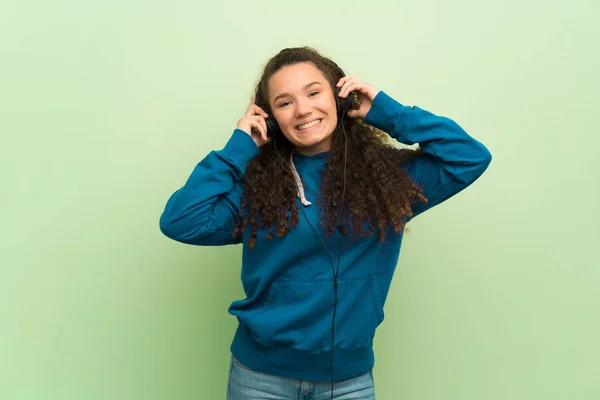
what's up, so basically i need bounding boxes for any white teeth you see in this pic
[297,119,321,130]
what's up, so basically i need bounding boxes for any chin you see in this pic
[296,133,327,146]
[296,127,333,142]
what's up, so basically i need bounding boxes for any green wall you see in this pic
[2,0,598,398]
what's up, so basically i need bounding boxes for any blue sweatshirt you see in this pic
[159,91,492,382]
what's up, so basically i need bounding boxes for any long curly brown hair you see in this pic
[232,47,427,248]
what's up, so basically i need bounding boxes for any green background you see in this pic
[2,0,598,399]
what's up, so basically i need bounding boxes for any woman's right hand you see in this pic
[237,97,273,147]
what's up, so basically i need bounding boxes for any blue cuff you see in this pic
[364,90,409,134]
[220,129,260,171]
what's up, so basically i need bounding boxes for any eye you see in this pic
[309,91,320,97]
[278,101,291,108]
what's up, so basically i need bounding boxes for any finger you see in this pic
[339,75,354,87]
[250,116,268,140]
[247,104,269,118]
[339,78,357,97]
[257,116,268,141]
[245,103,256,116]
[336,76,350,87]
[250,124,266,140]
[253,105,269,118]
[347,108,361,118]
[342,81,367,98]
[251,110,269,132]
[340,80,357,97]
[341,76,356,90]
[245,96,257,114]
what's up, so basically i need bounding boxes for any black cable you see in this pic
[272,111,349,400]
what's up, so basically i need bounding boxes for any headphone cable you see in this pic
[272,112,348,400]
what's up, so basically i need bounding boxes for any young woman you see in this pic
[160,46,492,399]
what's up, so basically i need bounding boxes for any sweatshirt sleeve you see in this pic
[159,129,259,245]
[364,91,492,221]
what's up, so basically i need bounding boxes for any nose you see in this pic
[294,97,312,118]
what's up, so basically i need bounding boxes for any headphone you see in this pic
[257,63,360,400]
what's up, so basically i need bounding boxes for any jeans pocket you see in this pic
[231,356,254,372]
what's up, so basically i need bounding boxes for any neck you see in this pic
[294,148,328,156]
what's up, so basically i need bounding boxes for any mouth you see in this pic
[296,119,322,132]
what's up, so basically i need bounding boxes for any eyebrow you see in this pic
[272,81,323,103]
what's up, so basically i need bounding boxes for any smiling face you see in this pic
[268,62,338,156]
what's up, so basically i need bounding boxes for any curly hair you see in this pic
[232,47,427,248]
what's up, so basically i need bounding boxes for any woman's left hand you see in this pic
[336,76,380,119]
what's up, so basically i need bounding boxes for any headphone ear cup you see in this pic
[334,65,354,116]
[335,86,354,116]
[254,91,278,136]
[266,117,280,137]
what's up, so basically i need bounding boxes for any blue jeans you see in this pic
[227,355,376,399]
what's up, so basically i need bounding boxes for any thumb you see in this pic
[347,109,361,119]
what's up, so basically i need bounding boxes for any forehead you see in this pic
[268,62,329,98]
